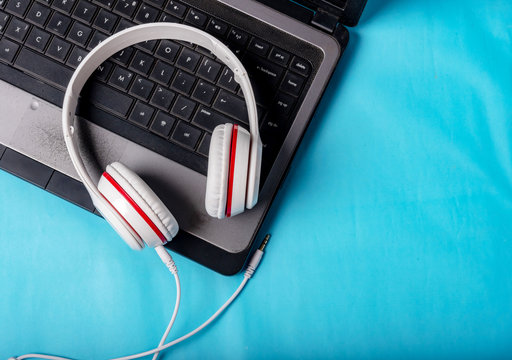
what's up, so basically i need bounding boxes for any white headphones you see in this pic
[62,23,262,251]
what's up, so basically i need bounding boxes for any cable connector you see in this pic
[244,234,270,279]
[155,246,177,274]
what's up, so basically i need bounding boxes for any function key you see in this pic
[247,37,270,57]
[52,0,75,14]
[184,8,206,28]
[113,0,138,18]
[269,47,290,66]
[165,0,186,19]
[206,18,227,37]
[290,56,311,77]
[171,121,201,149]
[73,0,97,23]
[279,71,304,97]
[226,27,249,47]
[150,112,175,138]
[5,0,30,17]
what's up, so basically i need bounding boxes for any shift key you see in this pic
[14,48,73,90]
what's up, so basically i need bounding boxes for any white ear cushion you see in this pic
[107,162,179,242]
[205,123,232,219]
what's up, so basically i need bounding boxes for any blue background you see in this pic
[1,0,512,358]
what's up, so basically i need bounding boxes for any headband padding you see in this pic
[107,162,179,242]
[205,124,232,219]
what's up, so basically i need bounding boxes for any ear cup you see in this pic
[98,162,179,248]
[205,124,250,219]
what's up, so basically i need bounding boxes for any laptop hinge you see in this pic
[311,8,339,33]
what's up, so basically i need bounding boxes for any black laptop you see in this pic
[0,0,366,274]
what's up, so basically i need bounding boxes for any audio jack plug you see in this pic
[244,234,270,279]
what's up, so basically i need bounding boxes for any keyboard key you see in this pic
[171,121,201,149]
[129,101,154,127]
[217,67,237,92]
[109,66,133,90]
[67,21,92,46]
[280,71,304,97]
[213,89,248,123]
[272,92,295,117]
[93,60,112,81]
[290,56,311,76]
[113,0,138,17]
[206,18,227,37]
[155,40,180,62]
[25,2,51,26]
[159,12,179,23]
[83,80,133,117]
[87,30,107,49]
[165,0,186,19]
[248,38,270,57]
[46,11,71,35]
[269,47,290,66]
[171,95,195,120]
[227,27,249,47]
[171,69,195,94]
[5,17,30,41]
[52,0,76,14]
[150,85,175,110]
[176,47,200,72]
[192,106,232,132]
[93,8,118,33]
[5,0,30,16]
[45,37,71,61]
[184,8,206,28]
[14,48,73,89]
[0,37,19,63]
[146,0,164,9]
[192,80,217,105]
[112,46,133,65]
[25,27,50,52]
[66,45,87,68]
[149,60,174,84]
[129,75,154,100]
[129,50,153,74]
[197,57,221,82]
[0,11,9,33]
[93,0,114,9]
[136,39,157,52]
[115,18,134,32]
[244,54,284,87]
[150,112,175,137]
[134,4,158,23]
[73,0,97,23]
[197,133,211,156]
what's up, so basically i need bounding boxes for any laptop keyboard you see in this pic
[0,0,313,181]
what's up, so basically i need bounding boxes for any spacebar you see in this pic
[14,48,73,90]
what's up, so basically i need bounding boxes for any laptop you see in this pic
[0,0,366,274]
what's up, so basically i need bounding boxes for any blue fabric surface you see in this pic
[1,0,512,358]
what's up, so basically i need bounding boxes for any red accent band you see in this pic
[226,124,238,218]
[100,193,142,241]
[102,171,167,243]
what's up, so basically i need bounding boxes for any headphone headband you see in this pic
[62,23,261,209]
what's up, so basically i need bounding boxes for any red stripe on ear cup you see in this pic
[102,172,167,243]
[226,124,238,218]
